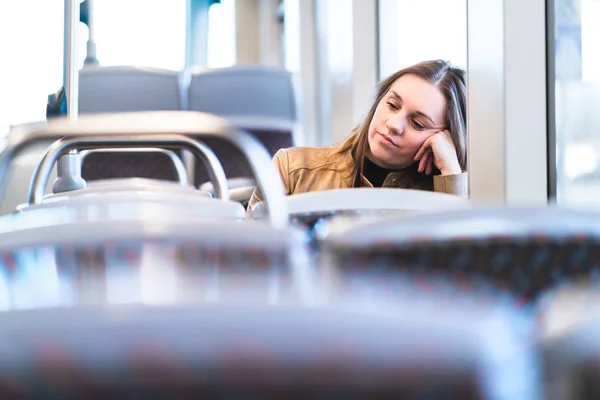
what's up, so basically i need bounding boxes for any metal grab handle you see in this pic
[79,148,189,186]
[28,134,229,204]
[1,111,290,228]
[226,130,288,228]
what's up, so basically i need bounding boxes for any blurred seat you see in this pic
[251,188,472,248]
[319,206,600,304]
[0,117,300,306]
[0,111,304,304]
[0,215,310,308]
[188,65,297,186]
[78,66,187,182]
[0,112,286,226]
[537,283,600,400]
[0,141,57,215]
[200,177,256,208]
[0,278,538,398]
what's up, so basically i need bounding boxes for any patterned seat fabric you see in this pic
[327,234,600,304]
[81,152,181,182]
[79,130,292,185]
[193,129,293,185]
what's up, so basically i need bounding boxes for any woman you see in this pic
[248,59,467,212]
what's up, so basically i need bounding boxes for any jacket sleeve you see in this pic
[433,172,468,197]
[246,148,291,217]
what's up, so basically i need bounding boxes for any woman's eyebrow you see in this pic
[390,90,436,125]
[413,110,436,125]
[390,90,403,102]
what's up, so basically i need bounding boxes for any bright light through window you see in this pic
[0,0,65,135]
[581,0,600,83]
[379,0,467,79]
[554,0,600,206]
[207,0,236,68]
[93,0,186,71]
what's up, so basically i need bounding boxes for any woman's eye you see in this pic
[387,102,399,111]
[411,120,426,131]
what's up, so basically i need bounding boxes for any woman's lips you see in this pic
[378,132,399,147]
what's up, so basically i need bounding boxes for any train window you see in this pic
[283,0,300,73]
[93,0,187,70]
[378,0,467,79]
[552,0,600,206]
[206,0,236,68]
[0,0,66,135]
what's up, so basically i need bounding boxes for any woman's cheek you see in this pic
[404,139,421,155]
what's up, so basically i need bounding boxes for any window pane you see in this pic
[206,0,236,68]
[378,0,467,79]
[0,0,65,134]
[553,0,600,205]
[283,0,300,73]
[93,0,186,70]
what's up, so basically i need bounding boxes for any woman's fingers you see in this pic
[418,150,428,172]
[425,150,434,175]
[414,137,432,161]
[418,149,432,173]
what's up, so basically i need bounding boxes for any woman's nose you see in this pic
[386,114,405,135]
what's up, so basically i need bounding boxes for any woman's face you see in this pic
[367,74,447,169]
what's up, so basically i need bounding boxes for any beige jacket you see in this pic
[247,143,468,211]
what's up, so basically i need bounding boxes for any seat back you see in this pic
[251,188,472,249]
[0,213,310,308]
[189,66,297,185]
[1,112,288,228]
[538,283,600,400]
[79,66,184,113]
[78,66,185,181]
[0,281,537,399]
[188,65,296,124]
[0,141,57,215]
[320,206,600,304]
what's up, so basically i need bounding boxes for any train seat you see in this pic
[0,278,537,398]
[250,187,472,247]
[189,65,298,187]
[318,205,600,304]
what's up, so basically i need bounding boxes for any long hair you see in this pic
[338,60,467,187]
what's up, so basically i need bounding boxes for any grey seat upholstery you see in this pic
[188,65,296,124]
[79,66,183,113]
[189,65,297,186]
[78,66,185,182]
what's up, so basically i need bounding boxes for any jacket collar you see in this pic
[330,142,434,190]
[329,143,356,188]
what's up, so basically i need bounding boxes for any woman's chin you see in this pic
[372,157,402,170]
[370,152,413,170]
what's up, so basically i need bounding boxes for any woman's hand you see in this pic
[414,130,461,176]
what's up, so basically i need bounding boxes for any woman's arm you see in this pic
[414,130,468,197]
[433,172,468,197]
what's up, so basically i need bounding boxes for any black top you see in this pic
[363,157,397,187]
